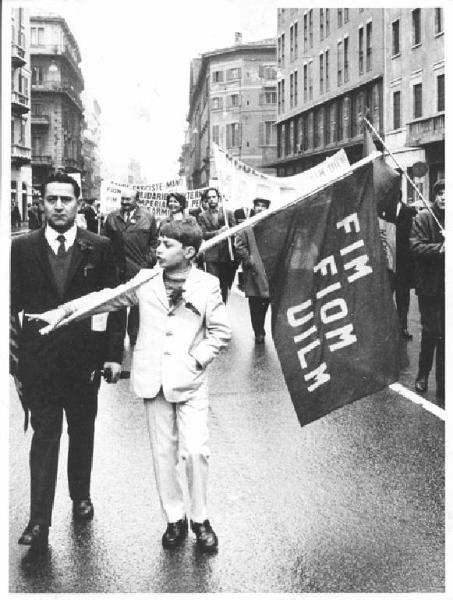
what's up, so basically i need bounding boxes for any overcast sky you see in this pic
[16,0,279,182]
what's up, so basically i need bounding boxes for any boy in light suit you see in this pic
[29,219,231,553]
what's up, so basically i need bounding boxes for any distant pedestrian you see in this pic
[198,187,237,303]
[410,179,445,405]
[28,219,231,553]
[103,188,158,345]
[11,201,22,229]
[28,199,42,230]
[234,198,271,343]
[82,198,98,233]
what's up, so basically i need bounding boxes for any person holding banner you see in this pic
[410,179,445,405]
[27,219,231,553]
[234,198,271,343]
[160,192,197,225]
[198,187,237,303]
[103,188,158,346]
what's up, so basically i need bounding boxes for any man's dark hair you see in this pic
[42,173,81,199]
[159,219,203,253]
[200,187,220,202]
[166,192,187,211]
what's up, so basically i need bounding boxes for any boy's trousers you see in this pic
[144,388,210,523]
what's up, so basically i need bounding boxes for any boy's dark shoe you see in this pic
[18,522,49,547]
[401,329,413,340]
[415,375,428,394]
[191,519,218,553]
[73,499,94,520]
[162,517,188,548]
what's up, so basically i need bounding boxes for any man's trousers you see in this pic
[25,374,99,527]
[144,389,210,524]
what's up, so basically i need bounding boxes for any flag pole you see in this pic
[363,117,444,236]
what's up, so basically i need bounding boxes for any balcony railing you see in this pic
[32,79,83,112]
[407,113,445,146]
[11,144,31,162]
[31,114,50,127]
[11,90,30,113]
[30,44,83,82]
[11,43,26,68]
[32,154,53,165]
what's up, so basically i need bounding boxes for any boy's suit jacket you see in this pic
[64,266,231,402]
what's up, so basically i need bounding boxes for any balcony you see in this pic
[32,154,53,166]
[407,114,445,147]
[31,114,50,127]
[30,44,84,83]
[11,144,31,164]
[11,43,26,68]
[32,80,83,112]
[11,90,30,114]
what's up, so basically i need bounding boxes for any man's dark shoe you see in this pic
[255,333,265,344]
[415,375,428,394]
[436,386,445,408]
[73,499,94,521]
[162,517,188,548]
[18,523,49,547]
[191,519,218,553]
[401,329,413,341]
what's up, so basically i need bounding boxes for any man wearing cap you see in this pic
[234,198,271,343]
[410,178,445,405]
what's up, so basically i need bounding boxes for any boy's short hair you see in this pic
[159,219,203,253]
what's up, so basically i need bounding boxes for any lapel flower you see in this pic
[76,239,94,253]
[167,288,201,316]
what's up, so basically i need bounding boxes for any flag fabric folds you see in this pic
[253,162,400,428]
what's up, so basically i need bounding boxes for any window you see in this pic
[308,61,313,100]
[303,64,308,102]
[228,94,240,107]
[320,9,324,40]
[212,125,219,145]
[31,26,44,45]
[264,121,276,145]
[309,10,313,48]
[294,22,298,59]
[392,20,400,55]
[366,22,372,71]
[325,50,330,92]
[344,36,349,82]
[324,105,331,144]
[303,13,308,52]
[358,27,364,75]
[212,70,223,83]
[435,8,443,35]
[226,122,241,147]
[412,9,421,46]
[393,91,401,129]
[337,9,343,28]
[437,74,444,112]
[294,70,298,106]
[326,9,330,36]
[337,98,344,140]
[211,97,223,110]
[337,41,343,86]
[320,53,324,94]
[290,24,294,61]
[289,120,295,154]
[413,83,422,118]
[344,8,349,23]
[278,81,281,113]
[314,110,319,147]
[226,67,241,81]
[278,37,282,67]
[281,78,285,113]
[31,102,44,116]
[281,33,285,65]
[290,73,294,108]
[261,88,277,104]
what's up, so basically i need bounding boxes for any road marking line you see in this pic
[390,382,445,420]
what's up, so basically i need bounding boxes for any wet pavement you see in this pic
[9,289,444,593]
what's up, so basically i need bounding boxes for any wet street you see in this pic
[9,289,444,593]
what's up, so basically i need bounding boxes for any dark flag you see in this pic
[253,162,400,427]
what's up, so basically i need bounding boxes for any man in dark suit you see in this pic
[11,173,126,548]
[103,188,158,345]
[197,188,237,303]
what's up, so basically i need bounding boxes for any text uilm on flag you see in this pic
[253,162,400,427]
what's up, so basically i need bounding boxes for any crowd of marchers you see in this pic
[10,172,444,556]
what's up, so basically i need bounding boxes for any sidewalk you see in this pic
[10,223,31,237]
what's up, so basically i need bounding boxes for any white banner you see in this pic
[212,143,350,209]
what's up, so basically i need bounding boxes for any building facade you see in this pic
[82,97,102,200]
[30,14,84,192]
[273,8,385,176]
[11,7,32,220]
[384,7,444,203]
[186,34,277,189]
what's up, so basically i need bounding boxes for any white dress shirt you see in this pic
[45,223,77,255]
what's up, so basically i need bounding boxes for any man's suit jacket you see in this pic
[62,267,231,402]
[11,227,126,389]
[103,206,158,281]
[197,209,236,263]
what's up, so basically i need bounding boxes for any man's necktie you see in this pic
[57,234,66,257]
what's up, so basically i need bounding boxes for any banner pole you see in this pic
[363,117,444,236]
[220,193,234,261]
